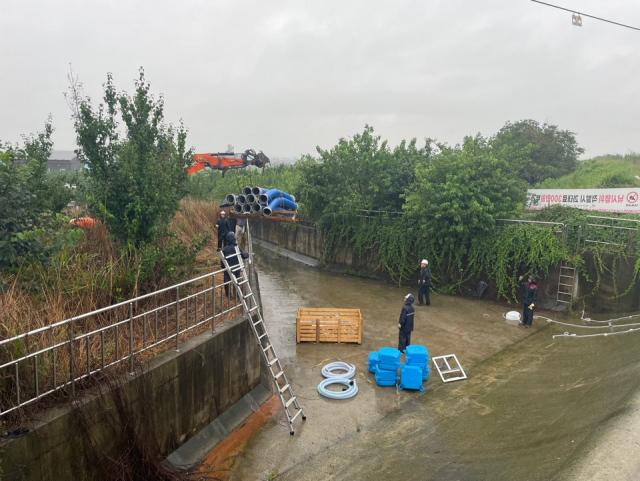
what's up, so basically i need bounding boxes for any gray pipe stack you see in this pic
[220,186,299,217]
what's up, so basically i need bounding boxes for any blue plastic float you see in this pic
[398,364,424,391]
[367,352,379,373]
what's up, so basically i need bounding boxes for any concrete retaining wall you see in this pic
[250,221,385,279]
[251,221,640,313]
[580,251,640,313]
[1,316,269,480]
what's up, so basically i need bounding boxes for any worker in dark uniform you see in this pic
[227,216,238,245]
[417,259,431,306]
[518,274,538,328]
[216,210,231,250]
[397,293,415,352]
[221,232,249,296]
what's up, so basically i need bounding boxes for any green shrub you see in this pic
[70,68,191,249]
[0,122,55,269]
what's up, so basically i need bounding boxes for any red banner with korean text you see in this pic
[527,188,640,213]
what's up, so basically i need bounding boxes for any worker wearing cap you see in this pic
[398,293,415,352]
[216,211,231,250]
[417,259,431,306]
[518,274,538,328]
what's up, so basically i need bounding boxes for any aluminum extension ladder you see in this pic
[219,247,306,435]
[557,262,576,304]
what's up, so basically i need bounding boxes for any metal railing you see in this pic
[0,265,254,417]
[583,215,640,248]
[356,209,404,221]
[296,218,317,228]
[327,209,405,226]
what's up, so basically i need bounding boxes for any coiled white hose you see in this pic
[321,361,356,379]
[317,377,359,399]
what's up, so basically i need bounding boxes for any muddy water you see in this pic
[229,246,640,481]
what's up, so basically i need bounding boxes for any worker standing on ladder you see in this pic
[221,232,249,296]
[216,211,231,250]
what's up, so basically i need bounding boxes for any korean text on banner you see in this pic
[527,188,640,214]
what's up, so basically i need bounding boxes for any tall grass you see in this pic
[539,154,640,189]
[0,199,240,422]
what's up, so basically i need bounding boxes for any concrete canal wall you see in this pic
[251,222,386,279]
[251,221,640,313]
[1,315,271,480]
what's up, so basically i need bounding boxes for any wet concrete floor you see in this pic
[224,246,640,481]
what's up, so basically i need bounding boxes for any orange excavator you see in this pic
[187,149,270,177]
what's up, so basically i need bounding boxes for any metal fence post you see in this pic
[129,302,134,373]
[212,273,216,332]
[34,355,39,398]
[68,323,75,397]
[175,286,180,351]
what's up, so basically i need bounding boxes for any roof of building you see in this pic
[49,150,78,161]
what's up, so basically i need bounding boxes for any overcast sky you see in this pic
[2,0,639,160]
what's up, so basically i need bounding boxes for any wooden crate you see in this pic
[296,308,362,344]
[228,211,297,223]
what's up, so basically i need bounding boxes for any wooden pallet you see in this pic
[296,308,362,344]
[228,211,297,223]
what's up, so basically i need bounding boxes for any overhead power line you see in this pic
[531,0,640,31]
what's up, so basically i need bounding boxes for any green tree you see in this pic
[492,119,584,185]
[71,68,191,248]
[404,135,526,251]
[297,125,433,223]
[0,121,54,269]
[42,170,83,214]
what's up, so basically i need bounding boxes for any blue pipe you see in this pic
[267,197,298,212]
[262,197,297,217]
[259,188,296,204]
